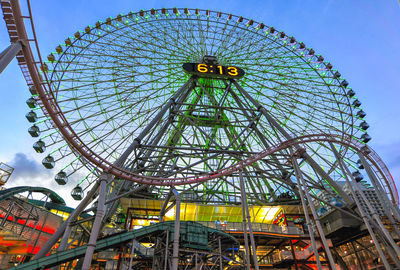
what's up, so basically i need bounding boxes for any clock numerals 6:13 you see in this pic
[197,64,239,76]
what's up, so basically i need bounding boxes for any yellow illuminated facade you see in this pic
[119,198,300,225]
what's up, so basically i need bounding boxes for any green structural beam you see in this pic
[0,186,65,205]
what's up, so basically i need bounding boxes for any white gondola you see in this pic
[26,97,37,108]
[361,133,371,143]
[25,111,37,123]
[55,171,68,185]
[42,156,55,169]
[33,140,46,153]
[71,186,84,200]
[28,125,40,137]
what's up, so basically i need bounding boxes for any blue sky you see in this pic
[1,0,400,206]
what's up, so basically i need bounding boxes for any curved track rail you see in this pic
[0,186,65,204]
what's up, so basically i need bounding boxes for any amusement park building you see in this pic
[0,172,398,269]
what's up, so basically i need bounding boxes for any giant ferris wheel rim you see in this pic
[37,8,357,184]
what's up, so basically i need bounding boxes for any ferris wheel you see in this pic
[25,8,396,207]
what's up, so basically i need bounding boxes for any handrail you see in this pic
[197,221,304,235]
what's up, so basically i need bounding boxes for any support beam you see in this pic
[171,188,181,270]
[292,156,337,269]
[164,229,170,270]
[128,239,136,270]
[159,190,173,222]
[239,171,259,270]
[0,42,22,74]
[126,75,195,171]
[105,185,147,205]
[218,237,223,270]
[82,175,108,270]
[240,180,251,270]
[292,156,322,270]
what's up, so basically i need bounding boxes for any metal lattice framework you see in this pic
[2,3,400,269]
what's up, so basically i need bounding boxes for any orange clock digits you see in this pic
[217,65,224,74]
[197,63,208,73]
[227,66,238,76]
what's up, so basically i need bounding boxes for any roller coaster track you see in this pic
[0,186,65,204]
[7,221,238,270]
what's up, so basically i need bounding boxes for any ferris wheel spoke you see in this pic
[124,20,196,57]
[58,76,188,154]
[239,79,349,134]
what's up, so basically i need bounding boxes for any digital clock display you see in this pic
[182,63,245,79]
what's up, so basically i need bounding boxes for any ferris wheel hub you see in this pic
[202,55,218,64]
